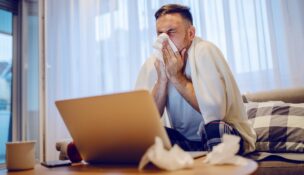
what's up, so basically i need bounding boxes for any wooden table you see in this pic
[0,157,257,175]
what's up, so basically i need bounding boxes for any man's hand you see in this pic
[162,40,187,83]
[161,40,201,113]
[152,56,169,116]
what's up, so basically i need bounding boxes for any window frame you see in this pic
[0,0,21,168]
[0,0,18,14]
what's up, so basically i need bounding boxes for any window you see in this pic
[0,0,40,165]
[0,8,13,164]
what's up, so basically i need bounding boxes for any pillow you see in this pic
[245,101,304,153]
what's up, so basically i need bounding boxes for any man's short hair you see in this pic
[155,4,193,25]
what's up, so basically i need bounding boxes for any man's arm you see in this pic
[170,74,200,113]
[162,41,200,113]
[152,60,168,115]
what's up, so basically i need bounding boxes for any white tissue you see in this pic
[203,134,248,166]
[152,33,179,62]
[138,137,194,171]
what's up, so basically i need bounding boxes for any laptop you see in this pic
[55,90,206,164]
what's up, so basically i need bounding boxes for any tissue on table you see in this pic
[152,33,179,62]
[138,137,194,171]
[203,134,249,166]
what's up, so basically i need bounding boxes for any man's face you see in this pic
[156,13,195,52]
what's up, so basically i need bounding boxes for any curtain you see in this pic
[45,0,304,160]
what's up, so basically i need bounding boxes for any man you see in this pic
[58,4,256,162]
[136,4,256,154]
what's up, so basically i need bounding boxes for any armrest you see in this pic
[244,87,304,103]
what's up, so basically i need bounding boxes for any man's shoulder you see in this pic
[190,37,225,62]
[193,37,219,51]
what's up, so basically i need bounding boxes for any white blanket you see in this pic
[135,36,256,153]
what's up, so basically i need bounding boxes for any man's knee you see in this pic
[205,120,238,136]
[202,120,244,154]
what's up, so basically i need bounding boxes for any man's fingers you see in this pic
[162,47,170,64]
[174,50,180,57]
[155,59,166,70]
[165,41,175,57]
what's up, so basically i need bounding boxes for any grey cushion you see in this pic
[245,101,304,153]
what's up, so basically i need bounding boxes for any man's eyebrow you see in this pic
[167,28,176,33]
[157,28,176,34]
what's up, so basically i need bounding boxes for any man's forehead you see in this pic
[156,14,183,31]
[156,13,184,24]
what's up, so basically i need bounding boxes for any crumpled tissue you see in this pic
[138,137,194,171]
[152,33,179,62]
[203,134,249,166]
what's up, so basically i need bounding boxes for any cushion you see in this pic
[245,101,304,153]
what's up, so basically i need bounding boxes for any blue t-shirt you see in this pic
[166,59,203,141]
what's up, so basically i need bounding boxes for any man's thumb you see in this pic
[181,48,187,61]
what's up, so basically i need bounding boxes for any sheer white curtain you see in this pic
[198,0,304,91]
[44,0,304,160]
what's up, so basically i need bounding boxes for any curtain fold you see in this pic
[45,0,304,160]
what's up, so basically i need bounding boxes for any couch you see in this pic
[242,87,304,175]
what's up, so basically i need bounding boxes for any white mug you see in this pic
[6,141,36,171]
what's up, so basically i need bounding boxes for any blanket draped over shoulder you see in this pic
[135,37,256,153]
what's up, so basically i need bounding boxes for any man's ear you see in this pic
[188,26,196,40]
